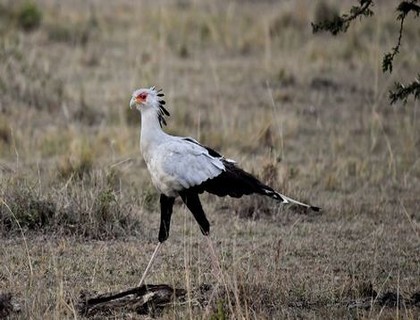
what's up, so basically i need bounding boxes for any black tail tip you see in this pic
[310,206,321,212]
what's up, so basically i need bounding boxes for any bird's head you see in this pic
[130,87,170,126]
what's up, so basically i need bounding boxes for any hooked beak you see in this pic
[129,97,138,109]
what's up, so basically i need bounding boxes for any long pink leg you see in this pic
[138,242,162,287]
[205,236,223,278]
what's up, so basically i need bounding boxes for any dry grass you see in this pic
[0,0,419,319]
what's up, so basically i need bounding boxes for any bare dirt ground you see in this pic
[0,0,419,319]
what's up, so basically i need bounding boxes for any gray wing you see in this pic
[155,137,225,191]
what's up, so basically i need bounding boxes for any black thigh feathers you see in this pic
[179,190,210,236]
[159,194,175,243]
[159,191,210,243]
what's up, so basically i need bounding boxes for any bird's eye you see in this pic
[137,93,147,100]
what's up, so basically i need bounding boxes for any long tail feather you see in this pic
[260,187,320,211]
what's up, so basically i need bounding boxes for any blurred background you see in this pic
[0,0,419,318]
[0,0,419,181]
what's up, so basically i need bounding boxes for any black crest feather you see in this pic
[156,89,170,127]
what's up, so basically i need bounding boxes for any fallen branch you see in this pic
[78,284,187,317]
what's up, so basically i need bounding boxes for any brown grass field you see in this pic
[0,0,419,319]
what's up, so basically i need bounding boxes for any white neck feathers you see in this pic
[140,107,167,157]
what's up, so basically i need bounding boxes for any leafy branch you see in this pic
[312,0,420,104]
[389,76,420,104]
[382,1,420,73]
[311,0,374,35]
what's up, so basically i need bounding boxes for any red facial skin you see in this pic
[136,92,148,103]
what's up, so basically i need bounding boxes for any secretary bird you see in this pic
[130,87,320,286]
